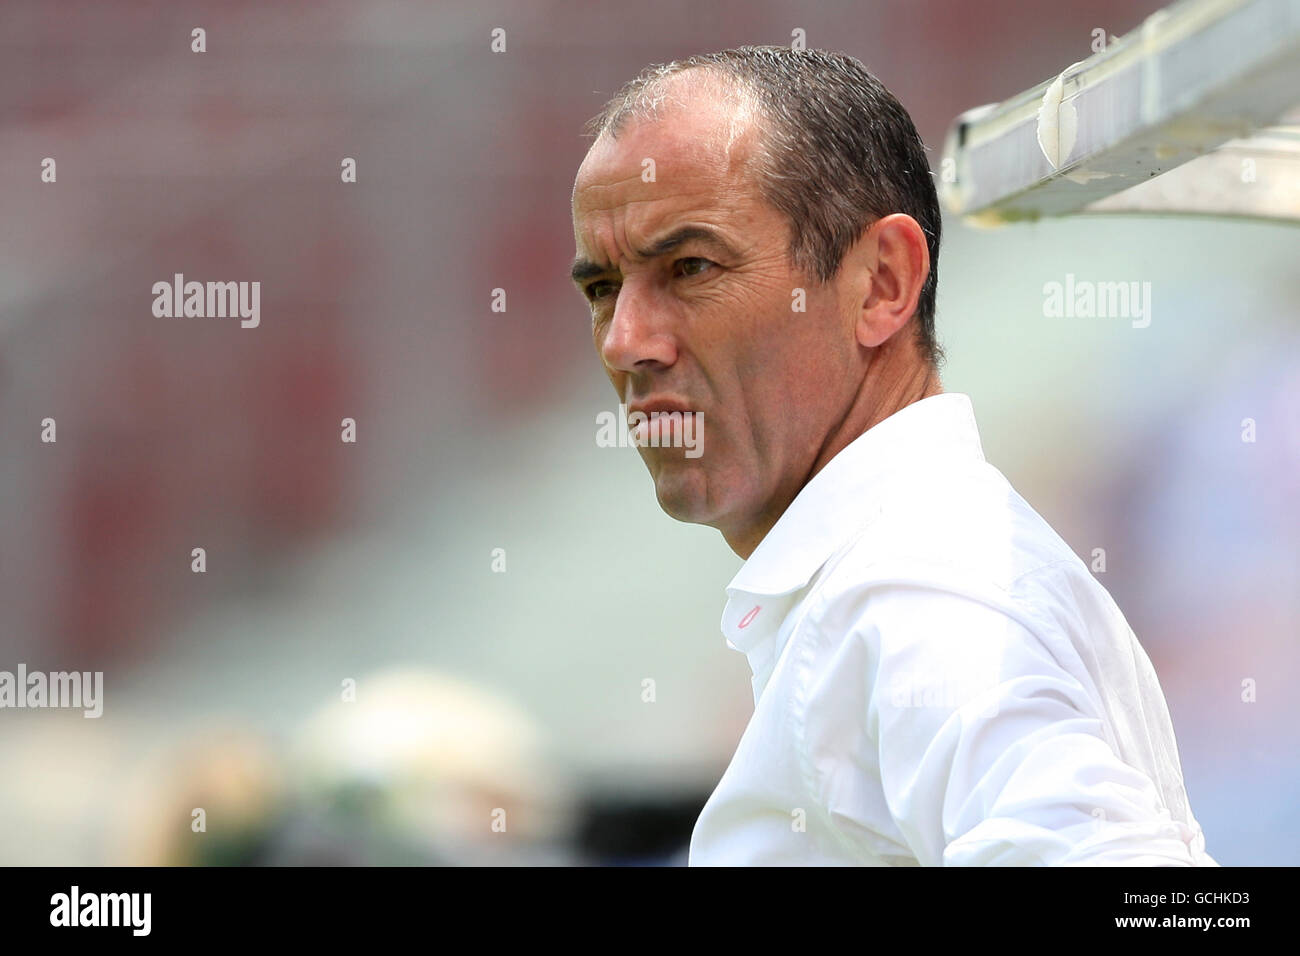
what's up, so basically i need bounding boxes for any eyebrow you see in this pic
[570,225,739,286]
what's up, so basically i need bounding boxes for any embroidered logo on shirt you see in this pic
[737,605,761,629]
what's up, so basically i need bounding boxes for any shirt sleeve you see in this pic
[854,584,1202,866]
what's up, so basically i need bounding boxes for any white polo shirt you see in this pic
[688,393,1216,866]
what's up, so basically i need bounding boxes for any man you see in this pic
[569,46,1215,866]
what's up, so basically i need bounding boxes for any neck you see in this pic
[723,344,941,559]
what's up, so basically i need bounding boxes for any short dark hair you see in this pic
[584,45,944,369]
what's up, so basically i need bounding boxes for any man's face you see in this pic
[571,86,861,542]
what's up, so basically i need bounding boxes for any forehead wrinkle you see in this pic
[581,72,754,189]
[575,195,658,271]
[573,84,762,275]
[584,202,742,278]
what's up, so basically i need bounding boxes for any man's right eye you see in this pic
[586,280,619,302]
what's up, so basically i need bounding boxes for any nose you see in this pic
[599,278,677,373]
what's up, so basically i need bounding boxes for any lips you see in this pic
[625,397,700,451]
[627,398,694,420]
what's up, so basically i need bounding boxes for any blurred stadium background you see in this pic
[0,0,1295,865]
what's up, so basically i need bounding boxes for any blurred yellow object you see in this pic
[113,727,285,866]
[288,668,572,862]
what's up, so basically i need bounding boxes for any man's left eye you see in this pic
[674,257,714,278]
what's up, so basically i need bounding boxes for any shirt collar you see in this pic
[725,392,986,601]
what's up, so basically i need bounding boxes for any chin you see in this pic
[649,460,715,524]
